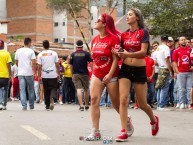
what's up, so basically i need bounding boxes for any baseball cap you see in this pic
[161,35,168,41]
[76,40,83,48]
[0,40,4,48]
[168,37,174,41]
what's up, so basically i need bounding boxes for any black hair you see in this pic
[0,40,4,49]
[161,35,168,41]
[24,37,32,46]
[43,40,49,49]
[62,55,68,61]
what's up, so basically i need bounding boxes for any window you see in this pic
[54,38,58,43]
[59,38,65,43]
[62,22,65,26]
[54,22,58,27]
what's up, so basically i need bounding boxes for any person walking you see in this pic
[70,40,93,111]
[0,40,12,110]
[15,38,36,110]
[114,8,159,142]
[37,40,59,111]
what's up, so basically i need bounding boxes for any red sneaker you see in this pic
[150,115,159,136]
[115,129,128,142]
[134,104,139,109]
[189,104,193,110]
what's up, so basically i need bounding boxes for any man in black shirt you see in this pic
[70,40,93,111]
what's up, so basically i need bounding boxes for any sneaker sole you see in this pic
[115,138,127,142]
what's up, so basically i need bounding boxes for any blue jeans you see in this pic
[147,82,155,105]
[173,78,179,104]
[168,79,174,104]
[0,78,9,106]
[100,87,111,107]
[18,76,35,109]
[157,73,170,108]
[177,72,192,104]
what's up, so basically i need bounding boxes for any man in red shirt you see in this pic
[145,50,155,108]
[172,36,192,109]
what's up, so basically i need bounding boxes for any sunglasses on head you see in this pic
[96,19,105,23]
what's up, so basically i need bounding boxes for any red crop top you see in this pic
[121,28,149,53]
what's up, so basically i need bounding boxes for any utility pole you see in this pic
[123,0,126,15]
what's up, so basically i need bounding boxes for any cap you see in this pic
[0,40,4,48]
[76,40,83,48]
[168,37,174,41]
[161,35,168,41]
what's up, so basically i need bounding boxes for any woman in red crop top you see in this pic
[85,13,131,141]
[113,8,159,142]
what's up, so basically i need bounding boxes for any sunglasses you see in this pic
[96,19,105,23]
[153,45,158,47]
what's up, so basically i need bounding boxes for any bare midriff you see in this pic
[123,57,145,66]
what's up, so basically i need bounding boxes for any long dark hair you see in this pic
[129,8,144,28]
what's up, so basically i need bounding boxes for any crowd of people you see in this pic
[1,7,193,142]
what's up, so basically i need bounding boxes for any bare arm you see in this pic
[15,60,18,67]
[7,63,12,79]
[31,59,36,76]
[172,61,179,73]
[117,43,148,58]
[166,57,173,73]
[38,64,42,79]
[89,62,93,71]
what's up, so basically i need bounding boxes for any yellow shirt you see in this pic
[0,50,12,78]
[62,62,72,77]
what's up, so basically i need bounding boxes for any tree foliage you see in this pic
[46,0,87,18]
[127,0,193,38]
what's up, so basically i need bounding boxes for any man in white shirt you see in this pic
[15,38,36,110]
[37,40,59,111]
[155,35,173,111]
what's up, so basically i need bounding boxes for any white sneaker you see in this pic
[185,104,188,109]
[158,107,171,111]
[85,128,101,141]
[176,103,180,108]
[180,103,185,109]
[127,115,134,137]
[59,101,63,105]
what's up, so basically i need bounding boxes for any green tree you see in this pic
[127,0,193,38]
[46,0,86,16]
[10,52,15,65]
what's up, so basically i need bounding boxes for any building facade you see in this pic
[6,0,53,41]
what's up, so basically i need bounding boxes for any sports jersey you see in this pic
[91,34,120,78]
[121,28,149,54]
[0,50,12,78]
[70,49,92,75]
[37,50,59,78]
[145,56,155,82]
[172,46,191,72]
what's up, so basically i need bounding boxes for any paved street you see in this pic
[0,101,193,145]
